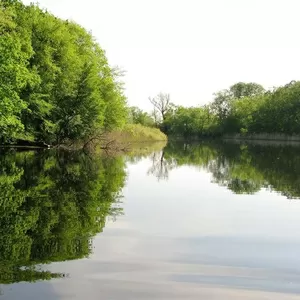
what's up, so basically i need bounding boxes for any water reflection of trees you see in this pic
[149,142,300,199]
[147,151,177,180]
[0,150,126,284]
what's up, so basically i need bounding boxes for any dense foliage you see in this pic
[0,149,126,283]
[128,106,155,127]
[148,82,300,138]
[148,141,300,199]
[0,0,127,145]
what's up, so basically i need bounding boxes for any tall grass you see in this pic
[109,124,167,143]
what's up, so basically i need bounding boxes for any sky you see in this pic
[22,0,300,111]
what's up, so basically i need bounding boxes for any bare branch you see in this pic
[149,93,171,121]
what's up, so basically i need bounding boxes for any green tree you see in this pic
[0,0,36,143]
[165,106,219,138]
[230,82,265,99]
[210,82,265,132]
[0,1,128,145]
[128,106,155,127]
[210,89,232,120]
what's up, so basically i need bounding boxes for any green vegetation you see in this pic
[1,1,299,145]
[148,82,300,139]
[128,107,155,127]
[148,141,300,198]
[0,149,126,283]
[0,0,127,145]
[108,124,167,143]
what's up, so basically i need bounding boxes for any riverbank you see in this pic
[223,133,300,142]
[108,124,167,143]
[0,124,167,153]
[92,124,167,154]
[168,133,300,145]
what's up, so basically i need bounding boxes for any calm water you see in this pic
[1,142,300,299]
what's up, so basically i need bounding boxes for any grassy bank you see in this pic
[1,125,167,153]
[108,124,167,143]
[83,124,167,154]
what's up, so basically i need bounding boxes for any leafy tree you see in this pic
[165,106,219,137]
[210,89,233,120]
[128,106,155,127]
[251,81,300,134]
[210,82,265,126]
[0,1,128,145]
[0,0,36,143]
[230,82,265,99]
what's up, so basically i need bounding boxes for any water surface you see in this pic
[1,142,300,299]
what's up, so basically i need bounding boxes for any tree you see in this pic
[230,82,265,99]
[0,0,35,143]
[209,82,266,133]
[210,82,265,120]
[165,106,219,138]
[128,107,155,127]
[210,89,232,120]
[149,93,172,122]
[0,1,128,145]
[151,108,160,126]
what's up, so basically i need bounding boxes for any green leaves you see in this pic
[0,30,29,141]
[128,106,155,127]
[162,80,300,138]
[0,1,127,144]
[165,106,219,137]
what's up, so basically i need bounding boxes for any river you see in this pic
[1,141,300,299]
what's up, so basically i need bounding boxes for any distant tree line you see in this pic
[0,0,127,145]
[146,81,300,138]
